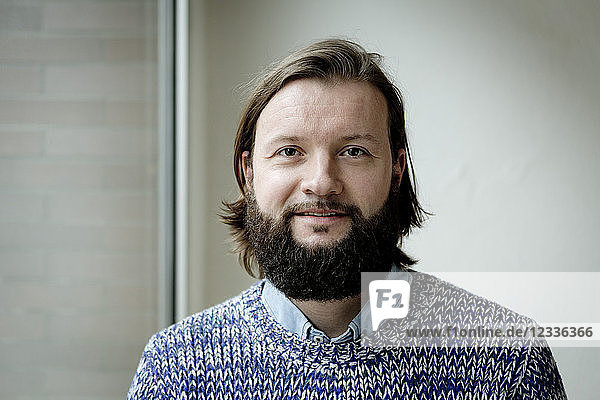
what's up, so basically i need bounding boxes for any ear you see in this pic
[392,148,406,185]
[242,150,253,187]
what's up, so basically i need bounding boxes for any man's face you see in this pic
[243,78,405,247]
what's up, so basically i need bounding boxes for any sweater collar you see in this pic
[260,264,407,343]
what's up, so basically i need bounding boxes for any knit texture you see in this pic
[128,277,567,399]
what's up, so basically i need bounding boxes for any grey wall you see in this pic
[189,0,600,397]
[0,1,159,398]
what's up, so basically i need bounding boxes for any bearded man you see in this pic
[128,39,567,399]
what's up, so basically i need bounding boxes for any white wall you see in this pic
[0,1,159,398]
[189,0,600,396]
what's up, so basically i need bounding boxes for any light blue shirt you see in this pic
[261,264,409,344]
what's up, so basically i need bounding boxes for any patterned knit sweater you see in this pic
[128,277,567,399]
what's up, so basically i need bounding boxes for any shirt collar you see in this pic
[261,264,407,343]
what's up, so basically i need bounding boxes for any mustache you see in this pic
[281,200,363,221]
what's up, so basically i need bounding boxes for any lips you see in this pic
[294,209,348,217]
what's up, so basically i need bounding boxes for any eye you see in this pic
[341,147,368,158]
[277,147,301,157]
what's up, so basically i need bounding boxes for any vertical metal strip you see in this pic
[175,0,189,322]
[157,0,175,328]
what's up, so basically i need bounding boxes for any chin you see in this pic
[293,233,348,249]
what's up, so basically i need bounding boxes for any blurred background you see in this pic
[1,0,598,398]
[1,0,159,398]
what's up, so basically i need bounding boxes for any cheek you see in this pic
[343,166,392,215]
[252,167,299,215]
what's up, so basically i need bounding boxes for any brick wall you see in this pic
[0,1,159,398]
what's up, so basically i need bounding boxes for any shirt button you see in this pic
[313,335,325,343]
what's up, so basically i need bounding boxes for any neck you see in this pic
[290,295,363,338]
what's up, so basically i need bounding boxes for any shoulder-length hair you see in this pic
[220,39,429,278]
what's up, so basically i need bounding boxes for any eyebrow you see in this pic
[340,134,381,144]
[266,134,303,145]
[266,133,381,146]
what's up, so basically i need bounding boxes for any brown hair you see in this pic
[220,39,428,278]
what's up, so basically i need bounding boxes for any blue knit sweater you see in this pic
[128,278,567,399]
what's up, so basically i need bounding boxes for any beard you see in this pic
[243,184,403,301]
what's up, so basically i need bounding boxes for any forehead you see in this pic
[255,78,388,144]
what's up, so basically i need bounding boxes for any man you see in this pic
[128,39,567,399]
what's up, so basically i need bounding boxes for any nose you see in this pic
[300,154,343,197]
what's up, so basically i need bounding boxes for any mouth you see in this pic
[293,209,348,217]
[292,209,350,226]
